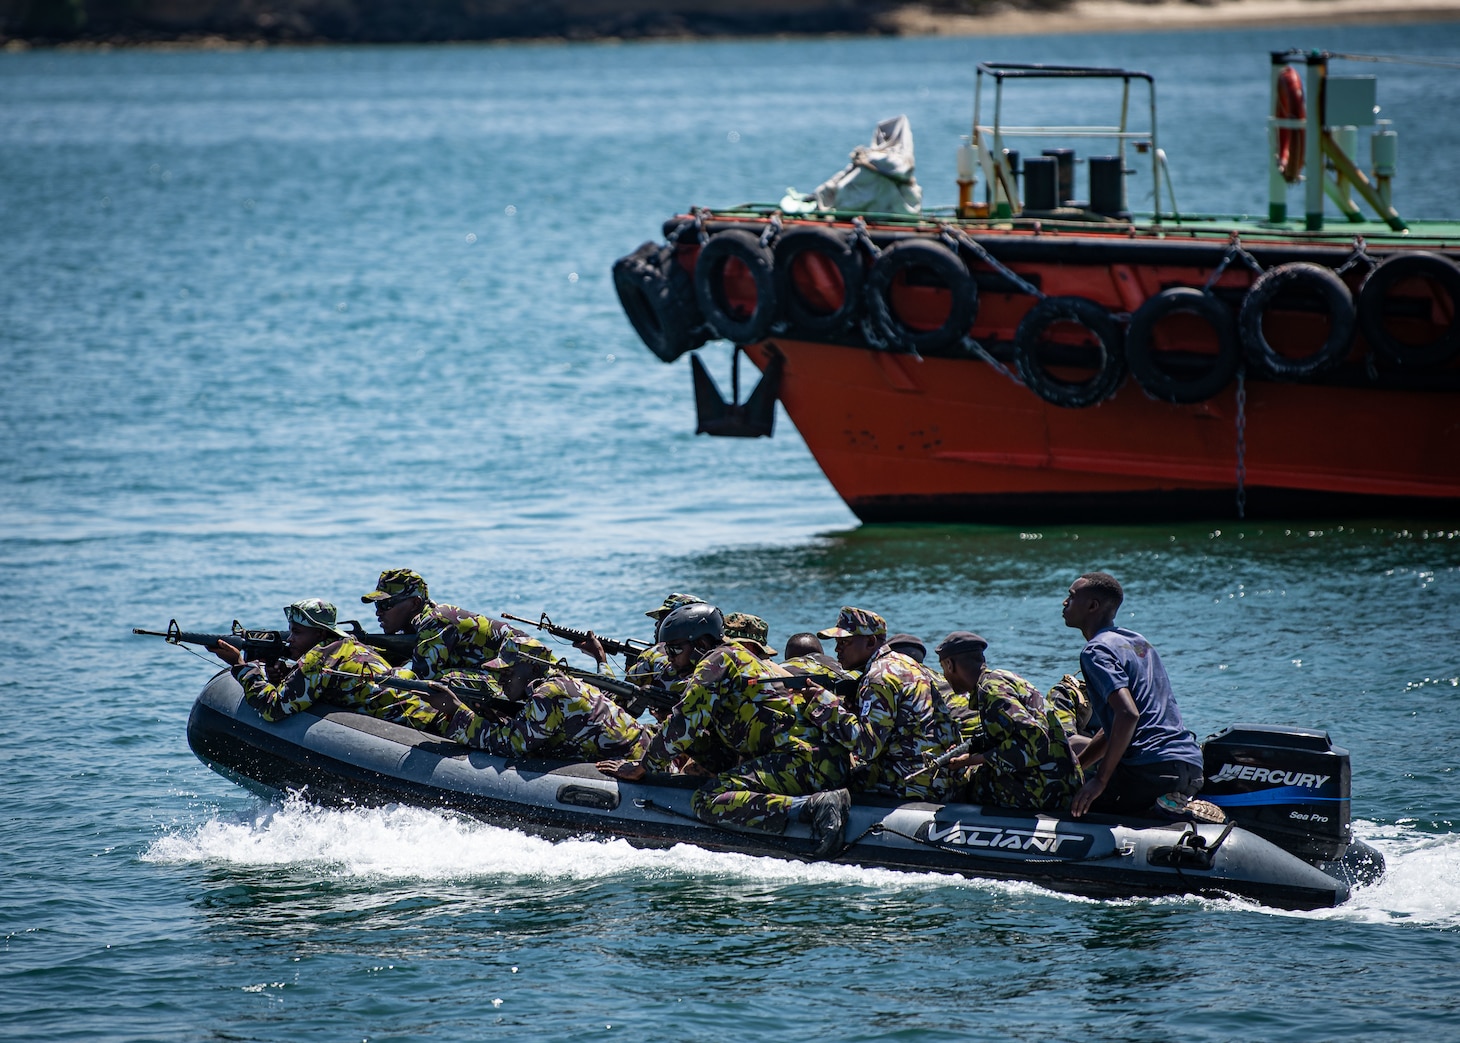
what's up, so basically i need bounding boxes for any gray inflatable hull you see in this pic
[187,672,1372,910]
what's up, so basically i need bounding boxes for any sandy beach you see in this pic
[886,0,1460,37]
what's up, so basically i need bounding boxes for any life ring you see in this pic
[1014,296,1127,408]
[865,238,977,353]
[1275,65,1305,185]
[1238,262,1355,379]
[612,241,709,363]
[1125,288,1241,404]
[1357,251,1460,368]
[692,229,777,344]
[773,227,865,337]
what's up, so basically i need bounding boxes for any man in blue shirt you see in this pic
[1062,572,1219,822]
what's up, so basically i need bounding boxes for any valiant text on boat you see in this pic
[613,50,1460,523]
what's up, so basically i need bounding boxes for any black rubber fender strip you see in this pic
[1014,295,1127,408]
[1357,250,1460,368]
[1126,287,1241,404]
[612,242,708,363]
[865,238,977,353]
[1238,262,1355,379]
[773,226,865,337]
[693,229,777,344]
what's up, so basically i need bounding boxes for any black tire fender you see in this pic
[1014,296,1127,408]
[612,242,708,364]
[692,229,777,344]
[1238,262,1355,379]
[1357,251,1460,368]
[773,227,864,337]
[1125,287,1241,404]
[865,238,977,353]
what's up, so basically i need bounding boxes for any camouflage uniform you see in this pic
[850,645,963,801]
[723,612,776,659]
[445,671,649,762]
[643,643,858,834]
[959,669,1084,814]
[1045,673,1093,737]
[625,642,687,697]
[233,636,446,734]
[782,652,857,693]
[409,602,526,683]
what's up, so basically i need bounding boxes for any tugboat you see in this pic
[613,51,1460,523]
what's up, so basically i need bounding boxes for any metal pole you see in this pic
[1305,51,1327,231]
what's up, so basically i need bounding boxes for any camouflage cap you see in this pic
[361,569,429,604]
[284,598,347,637]
[817,606,887,640]
[483,636,559,672]
[645,592,706,620]
[724,612,775,658]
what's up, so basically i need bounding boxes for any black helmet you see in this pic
[658,603,724,646]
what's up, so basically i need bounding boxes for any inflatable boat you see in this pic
[187,671,1383,910]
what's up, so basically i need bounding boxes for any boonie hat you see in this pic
[361,568,429,604]
[885,633,927,664]
[483,636,558,672]
[724,612,775,658]
[646,592,705,620]
[817,606,887,640]
[284,598,347,637]
[934,631,989,660]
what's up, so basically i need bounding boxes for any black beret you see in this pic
[935,631,989,659]
[885,632,927,663]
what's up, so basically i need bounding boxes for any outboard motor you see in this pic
[1201,725,1351,863]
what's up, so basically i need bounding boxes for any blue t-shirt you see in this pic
[1080,626,1202,768]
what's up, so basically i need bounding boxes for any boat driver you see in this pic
[1061,572,1223,823]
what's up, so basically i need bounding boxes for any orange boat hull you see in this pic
[743,339,1460,522]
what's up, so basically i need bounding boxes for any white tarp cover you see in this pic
[781,115,922,216]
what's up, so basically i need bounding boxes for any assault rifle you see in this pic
[133,620,289,661]
[501,612,652,660]
[902,736,994,783]
[133,618,417,665]
[338,620,417,666]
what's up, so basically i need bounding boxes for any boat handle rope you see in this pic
[759,213,783,248]
[940,224,1045,299]
[959,335,1024,387]
[850,216,883,260]
[1202,234,1265,292]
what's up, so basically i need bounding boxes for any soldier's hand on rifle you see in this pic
[948,750,986,771]
[417,681,464,715]
[598,759,646,781]
[573,631,608,666]
[214,639,245,667]
[265,660,290,684]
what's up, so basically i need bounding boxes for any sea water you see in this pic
[2,23,1459,1042]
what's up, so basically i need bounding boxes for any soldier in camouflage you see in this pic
[723,612,776,660]
[933,631,1084,814]
[212,598,446,734]
[622,592,706,707]
[431,636,650,762]
[362,569,526,687]
[819,606,962,802]
[781,632,858,695]
[599,603,860,858]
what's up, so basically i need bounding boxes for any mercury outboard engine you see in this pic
[1201,725,1350,863]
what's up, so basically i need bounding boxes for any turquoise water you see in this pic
[4,25,1460,1042]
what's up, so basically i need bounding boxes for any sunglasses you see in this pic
[377,593,416,609]
[665,642,690,657]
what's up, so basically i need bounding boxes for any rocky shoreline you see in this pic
[4,0,1457,47]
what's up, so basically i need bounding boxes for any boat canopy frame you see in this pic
[972,62,1166,222]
